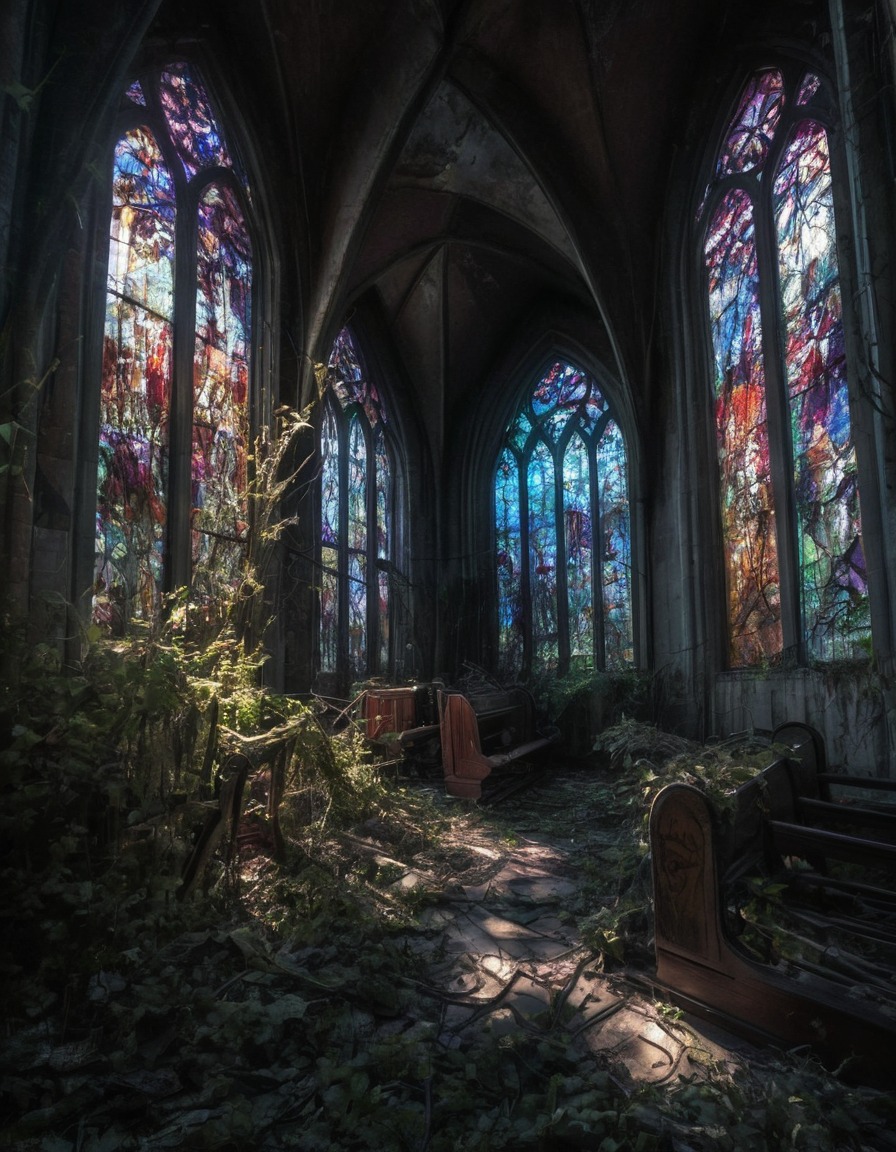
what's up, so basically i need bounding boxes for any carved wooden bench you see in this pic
[649,731,896,1084]
[438,688,559,799]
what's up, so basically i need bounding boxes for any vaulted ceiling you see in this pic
[7,0,815,465]
[144,0,728,438]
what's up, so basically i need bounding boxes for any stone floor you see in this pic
[334,801,762,1093]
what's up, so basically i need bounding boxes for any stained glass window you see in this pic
[94,64,252,629]
[704,69,869,665]
[495,361,634,675]
[318,327,396,684]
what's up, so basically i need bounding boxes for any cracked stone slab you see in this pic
[579,1007,687,1084]
[442,906,574,961]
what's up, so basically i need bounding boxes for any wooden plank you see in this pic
[771,820,896,869]
[796,796,896,836]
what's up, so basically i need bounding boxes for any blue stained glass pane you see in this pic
[126,81,146,106]
[531,363,565,416]
[495,358,631,674]
[582,392,607,433]
[495,448,523,673]
[528,441,558,668]
[563,435,593,664]
[347,417,368,678]
[159,63,232,177]
[510,411,532,451]
[597,421,634,669]
[774,121,869,660]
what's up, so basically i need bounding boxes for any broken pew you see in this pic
[438,688,559,799]
[649,740,896,1084]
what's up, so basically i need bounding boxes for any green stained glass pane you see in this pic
[528,440,558,669]
[774,121,868,660]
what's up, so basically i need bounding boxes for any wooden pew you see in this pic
[649,739,896,1084]
[438,688,560,799]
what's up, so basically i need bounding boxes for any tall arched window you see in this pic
[319,327,396,684]
[703,68,869,666]
[495,360,633,677]
[93,64,252,628]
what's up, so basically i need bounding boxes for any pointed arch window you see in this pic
[494,360,633,676]
[319,328,396,683]
[94,62,252,627]
[703,68,869,666]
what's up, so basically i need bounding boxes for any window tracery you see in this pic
[319,327,395,683]
[94,63,252,628]
[494,360,633,676]
[703,68,868,666]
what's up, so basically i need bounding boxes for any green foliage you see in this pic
[529,666,652,740]
[0,400,386,1028]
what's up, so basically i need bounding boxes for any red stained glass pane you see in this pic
[705,188,783,664]
[95,127,175,628]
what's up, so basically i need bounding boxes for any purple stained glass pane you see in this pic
[716,70,784,176]
[597,421,633,669]
[159,63,231,177]
[796,74,822,105]
[125,80,146,106]
[705,188,783,665]
[495,448,524,674]
[94,127,176,629]
[192,184,252,587]
[321,326,395,679]
[328,326,385,428]
[320,402,340,672]
[563,434,593,664]
[347,417,368,678]
[774,121,869,659]
[375,426,391,670]
[528,440,558,669]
